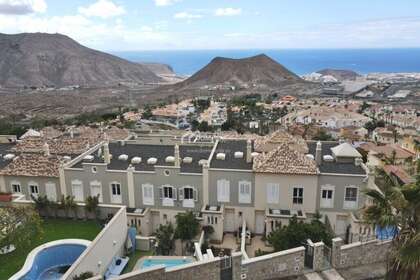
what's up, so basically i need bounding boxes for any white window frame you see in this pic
[71,180,84,202]
[238,180,251,204]
[45,182,57,201]
[320,185,334,208]
[266,183,279,204]
[160,185,176,207]
[292,187,304,205]
[90,180,103,203]
[344,186,359,209]
[180,186,197,208]
[110,182,122,204]
[142,183,154,206]
[11,181,21,193]
[217,179,230,203]
[28,182,39,198]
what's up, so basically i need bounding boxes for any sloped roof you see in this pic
[20,129,41,139]
[0,154,61,177]
[253,144,317,175]
[331,142,362,158]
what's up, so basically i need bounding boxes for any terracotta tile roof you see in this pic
[0,154,61,177]
[360,143,415,159]
[383,165,415,184]
[13,137,92,155]
[254,130,308,153]
[253,144,317,175]
[12,126,129,155]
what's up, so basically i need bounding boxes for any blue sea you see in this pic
[113,49,420,76]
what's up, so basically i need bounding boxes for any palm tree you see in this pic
[85,195,100,220]
[363,171,420,279]
[32,195,50,217]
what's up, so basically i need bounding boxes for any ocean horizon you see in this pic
[113,48,420,76]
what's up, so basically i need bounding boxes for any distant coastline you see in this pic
[113,48,420,76]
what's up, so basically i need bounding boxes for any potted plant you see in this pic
[0,192,12,202]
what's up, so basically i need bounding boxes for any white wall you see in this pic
[63,206,128,279]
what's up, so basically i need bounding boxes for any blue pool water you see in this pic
[140,258,193,270]
[19,244,87,280]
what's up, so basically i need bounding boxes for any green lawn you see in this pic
[123,250,153,274]
[0,218,102,280]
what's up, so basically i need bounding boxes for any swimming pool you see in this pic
[138,256,194,270]
[10,239,91,280]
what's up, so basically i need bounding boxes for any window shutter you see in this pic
[193,188,198,202]
[159,187,163,199]
[179,188,184,200]
[173,187,177,200]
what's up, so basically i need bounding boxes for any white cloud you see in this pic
[154,0,181,7]
[0,0,46,14]
[78,0,125,19]
[215,8,242,17]
[174,11,202,19]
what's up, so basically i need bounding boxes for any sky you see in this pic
[0,0,420,51]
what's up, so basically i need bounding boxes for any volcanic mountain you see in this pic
[0,33,161,88]
[172,54,302,90]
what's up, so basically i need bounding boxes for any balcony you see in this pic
[182,199,195,208]
[162,198,174,207]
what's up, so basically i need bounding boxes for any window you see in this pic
[293,187,303,204]
[160,185,176,207]
[322,190,333,199]
[163,186,174,199]
[184,187,193,200]
[110,182,122,204]
[266,183,279,204]
[320,185,334,208]
[11,182,21,193]
[29,183,39,198]
[90,181,102,203]
[180,186,196,208]
[217,179,230,202]
[111,183,121,195]
[142,183,154,206]
[345,187,357,201]
[344,186,358,209]
[238,181,251,203]
[71,180,84,201]
[45,182,57,201]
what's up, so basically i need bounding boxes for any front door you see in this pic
[255,212,265,235]
[224,209,235,232]
[45,183,57,201]
[152,211,160,233]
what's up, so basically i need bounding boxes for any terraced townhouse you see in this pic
[0,130,374,242]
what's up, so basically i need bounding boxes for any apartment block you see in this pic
[0,130,372,242]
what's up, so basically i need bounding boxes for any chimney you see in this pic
[246,139,252,163]
[70,128,74,139]
[103,142,111,164]
[174,144,180,167]
[315,141,322,165]
[43,142,50,157]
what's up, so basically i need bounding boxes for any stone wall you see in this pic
[112,246,305,280]
[239,246,305,280]
[165,258,221,280]
[331,237,392,269]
